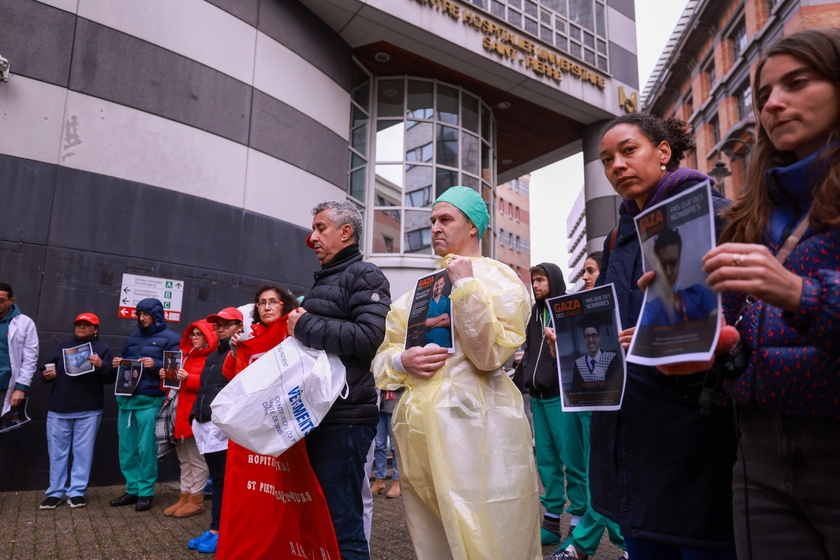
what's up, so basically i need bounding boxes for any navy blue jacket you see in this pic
[296,244,391,426]
[590,171,737,548]
[41,335,116,413]
[118,298,181,403]
[726,148,840,420]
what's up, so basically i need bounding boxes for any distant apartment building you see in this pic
[643,0,840,199]
[565,187,589,291]
[496,175,531,285]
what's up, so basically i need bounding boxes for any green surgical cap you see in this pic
[433,186,490,235]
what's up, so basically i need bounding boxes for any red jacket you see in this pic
[222,315,289,380]
[173,319,217,439]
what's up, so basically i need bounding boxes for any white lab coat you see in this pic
[2,311,39,414]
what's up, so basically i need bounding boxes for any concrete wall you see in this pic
[0,0,353,491]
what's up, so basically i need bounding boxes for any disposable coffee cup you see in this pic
[45,363,56,372]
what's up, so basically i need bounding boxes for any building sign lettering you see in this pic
[411,0,606,89]
[618,86,638,112]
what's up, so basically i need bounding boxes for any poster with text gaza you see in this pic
[404,270,455,353]
[546,284,625,412]
[628,180,721,366]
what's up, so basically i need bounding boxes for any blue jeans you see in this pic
[306,423,376,560]
[46,411,102,498]
[373,412,398,480]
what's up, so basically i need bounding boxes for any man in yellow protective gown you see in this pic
[373,186,541,560]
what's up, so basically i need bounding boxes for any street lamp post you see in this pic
[708,137,752,199]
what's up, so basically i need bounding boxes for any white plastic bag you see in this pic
[210,337,346,456]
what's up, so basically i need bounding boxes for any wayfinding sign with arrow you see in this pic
[118,273,185,322]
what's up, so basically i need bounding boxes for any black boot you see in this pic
[109,493,139,507]
[135,496,153,512]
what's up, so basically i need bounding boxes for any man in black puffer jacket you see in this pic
[288,200,391,560]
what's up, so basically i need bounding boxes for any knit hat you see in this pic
[433,186,490,235]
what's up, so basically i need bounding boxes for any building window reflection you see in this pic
[467,0,608,72]
[366,77,496,257]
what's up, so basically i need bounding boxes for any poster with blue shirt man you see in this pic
[404,271,455,351]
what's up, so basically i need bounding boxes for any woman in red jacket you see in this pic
[211,284,340,560]
[161,319,217,517]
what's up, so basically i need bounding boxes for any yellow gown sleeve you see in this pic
[448,260,531,372]
[372,290,412,390]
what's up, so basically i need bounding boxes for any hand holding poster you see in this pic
[162,350,183,389]
[0,397,31,433]
[546,285,626,411]
[404,271,455,352]
[629,180,721,366]
[62,342,95,376]
[114,359,143,396]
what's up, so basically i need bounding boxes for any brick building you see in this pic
[496,175,531,285]
[642,0,840,198]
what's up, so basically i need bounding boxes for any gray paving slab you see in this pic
[1,480,623,559]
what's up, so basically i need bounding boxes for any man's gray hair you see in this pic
[312,200,363,243]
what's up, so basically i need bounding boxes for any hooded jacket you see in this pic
[173,319,217,438]
[117,298,181,408]
[513,262,567,399]
[41,333,115,413]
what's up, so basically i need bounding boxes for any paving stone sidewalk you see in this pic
[1,480,621,559]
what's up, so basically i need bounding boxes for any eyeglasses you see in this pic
[583,333,600,339]
[189,332,204,338]
[214,321,239,329]
[256,300,282,308]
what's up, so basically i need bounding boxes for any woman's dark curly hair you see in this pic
[601,113,696,172]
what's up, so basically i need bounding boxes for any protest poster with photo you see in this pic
[162,350,183,389]
[628,180,721,366]
[0,397,31,433]
[546,284,625,411]
[404,270,455,353]
[62,342,95,376]
[115,359,143,396]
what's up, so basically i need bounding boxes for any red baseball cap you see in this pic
[74,313,100,326]
[306,233,316,249]
[206,307,243,323]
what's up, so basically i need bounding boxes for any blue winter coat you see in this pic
[725,149,840,420]
[117,298,181,407]
[590,170,737,548]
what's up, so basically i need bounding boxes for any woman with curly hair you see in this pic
[551,113,739,560]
